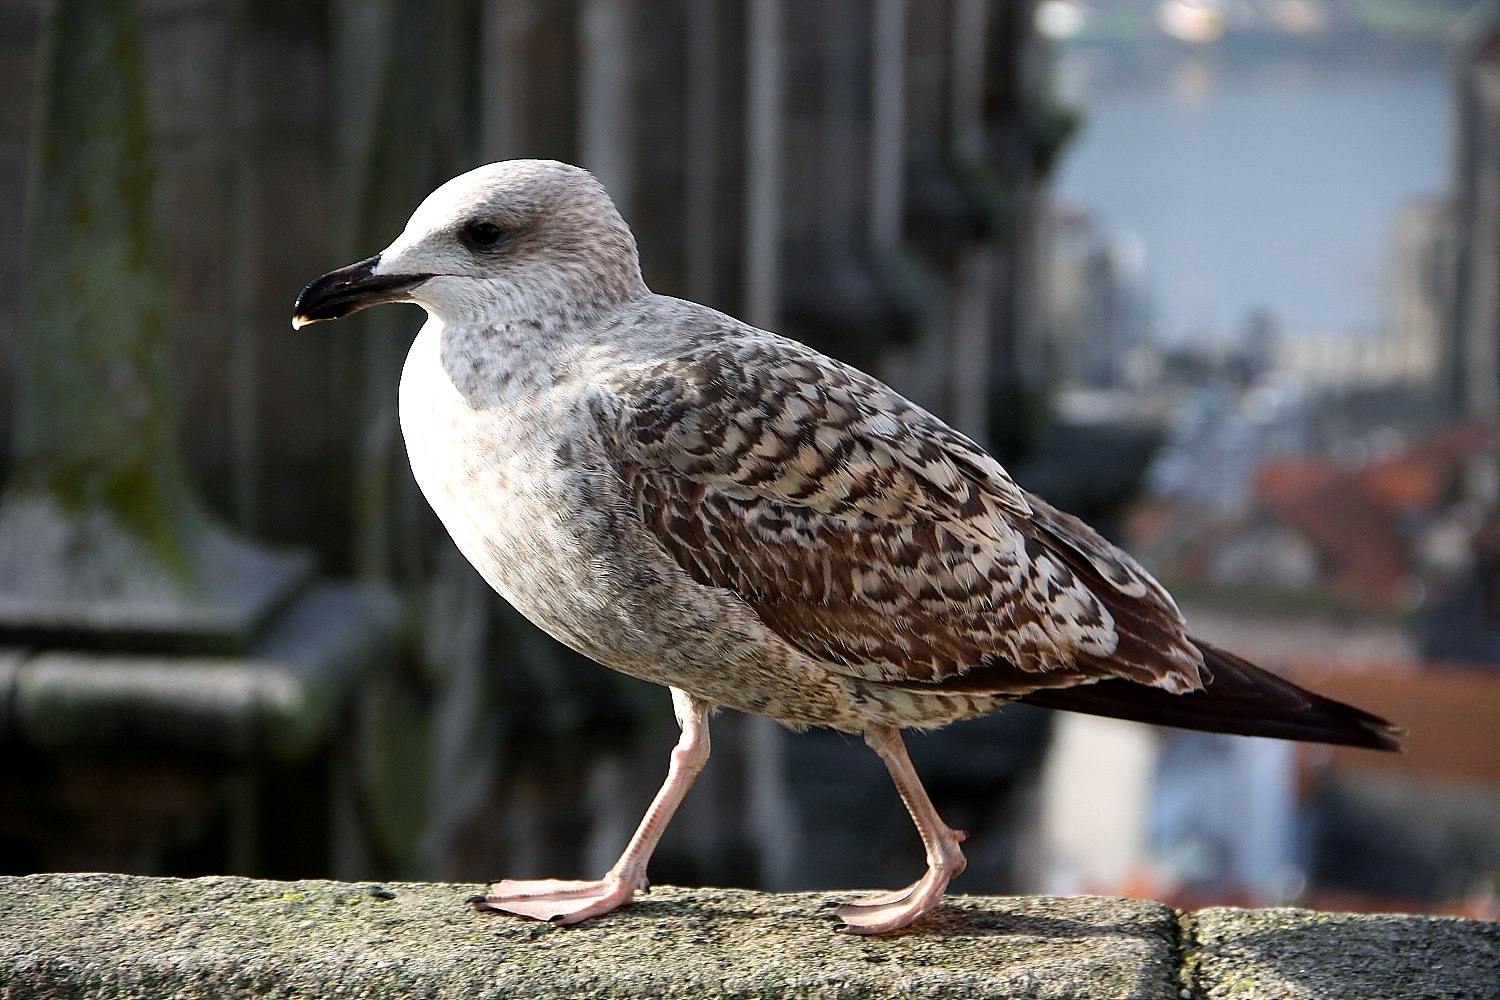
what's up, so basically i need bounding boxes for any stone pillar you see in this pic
[816,0,860,253]
[0,0,405,882]
[743,0,784,331]
[578,0,634,215]
[946,0,995,443]
[10,0,194,558]
[480,0,531,160]
[0,0,307,653]
[868,0,906,257]
[682,0,720,306]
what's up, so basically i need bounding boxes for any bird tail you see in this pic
[1017,638,1404,752]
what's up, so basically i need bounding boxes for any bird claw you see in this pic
[832,862,960,935]
[472,876,641,925]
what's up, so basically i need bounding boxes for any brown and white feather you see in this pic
[591,304,1209,707]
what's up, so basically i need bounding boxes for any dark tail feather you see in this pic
[1018,639,1405,752]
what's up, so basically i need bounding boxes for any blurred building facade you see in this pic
[1042,204,1151,391]
[0,0,1067,892]
[1030,4,1500,917]
[1390,197,1451,390]
[1447,19,1500,420]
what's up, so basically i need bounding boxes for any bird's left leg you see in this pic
[834,724,967,934]
[472,686,712,925]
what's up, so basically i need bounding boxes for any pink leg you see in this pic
[835,725,967,935]
[473,687,712,925]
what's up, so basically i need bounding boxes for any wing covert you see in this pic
[597,328,1205,694]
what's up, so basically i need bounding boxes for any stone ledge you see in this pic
[1185,905,1500,1000]
[0,583,402,760]
[0,874,1495,999]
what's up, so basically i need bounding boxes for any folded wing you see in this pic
[600,325,1208,698]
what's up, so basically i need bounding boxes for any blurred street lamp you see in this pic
[1157,0,1226,43]
[1036,0,1088,41]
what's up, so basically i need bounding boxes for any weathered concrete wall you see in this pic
[0,874,1494,999]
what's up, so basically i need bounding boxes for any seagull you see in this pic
[293,159,1402,934]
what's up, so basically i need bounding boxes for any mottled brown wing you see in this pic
[602,332,1206,694]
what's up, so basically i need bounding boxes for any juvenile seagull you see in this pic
[294,160,1401,934]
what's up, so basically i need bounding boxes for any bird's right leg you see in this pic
[834,724,968,934]
[472,686,712,925]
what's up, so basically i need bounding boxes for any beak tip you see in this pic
[291,254,426,331]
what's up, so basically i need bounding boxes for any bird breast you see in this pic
[399,321,608,620]
[396,321,742,684]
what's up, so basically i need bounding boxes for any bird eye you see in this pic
[460,220,508,253]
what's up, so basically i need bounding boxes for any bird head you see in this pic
[292,159,646,330]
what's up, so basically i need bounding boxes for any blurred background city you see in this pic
[1,0,1497,920]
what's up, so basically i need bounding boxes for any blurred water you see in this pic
[1054,43,1454,344]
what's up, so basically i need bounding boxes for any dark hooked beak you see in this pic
[291,255,433,329]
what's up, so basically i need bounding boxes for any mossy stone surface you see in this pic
[4,875,1496,999]
[0,874,1179,999]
